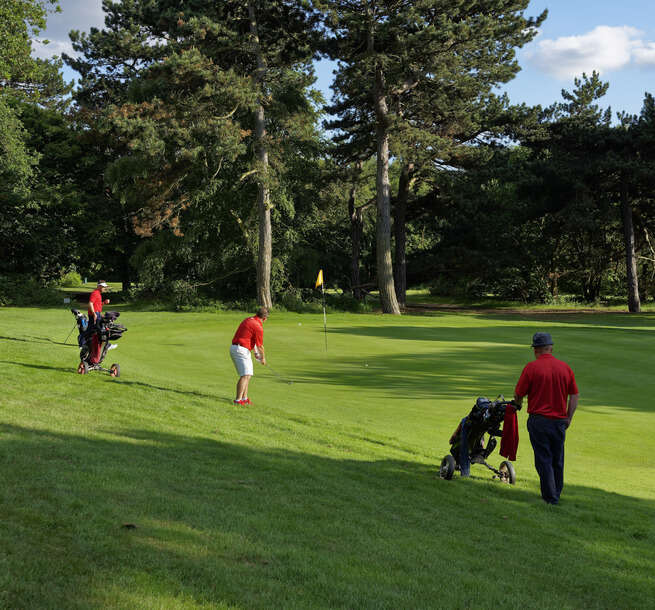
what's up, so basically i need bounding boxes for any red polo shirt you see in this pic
[515,353,579,419]
[232,316,264,351]
[88,289,103,317]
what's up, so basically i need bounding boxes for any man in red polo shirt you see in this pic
[514,332,579,505]
[87,280,111,365]
[230,307,268,405]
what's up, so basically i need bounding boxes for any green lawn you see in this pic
[1,305,654,608]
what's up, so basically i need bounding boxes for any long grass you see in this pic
[1,305,654,608]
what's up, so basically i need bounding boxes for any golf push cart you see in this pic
[71,308,127,377]
[440,396,521,484]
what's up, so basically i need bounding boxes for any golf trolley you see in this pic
[71,309,127,377]
[439,396,521,484]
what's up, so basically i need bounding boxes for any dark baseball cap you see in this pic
[531,332,553,347]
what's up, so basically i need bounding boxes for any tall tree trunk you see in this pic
[348,181,363,300]
[621,180,641,312]
[120,256,130,293]
[120,216,132,292]
[373,63,400,315]
[248,1,272,308]
[394,162,414,306]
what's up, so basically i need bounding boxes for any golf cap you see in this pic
[531,332,553,348]
[97,281,108,287]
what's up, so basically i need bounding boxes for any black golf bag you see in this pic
[71,309,127,376]
[440,396,521,484]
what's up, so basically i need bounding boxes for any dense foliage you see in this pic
[2,1,655,311]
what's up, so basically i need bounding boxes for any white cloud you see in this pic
[32,0,105,59]
[634,42,655,67]
[528,25,655,79]
[32,38,75,60]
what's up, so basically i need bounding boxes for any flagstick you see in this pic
[321,282,328,352]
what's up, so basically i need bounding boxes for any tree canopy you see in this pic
[2,1,655,313]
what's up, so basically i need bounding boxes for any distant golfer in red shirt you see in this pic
[87,280,111,365]
[514,332,579,505]
[230,307,268,405]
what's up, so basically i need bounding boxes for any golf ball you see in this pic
[365,363,368,367]
[298,322,302,326]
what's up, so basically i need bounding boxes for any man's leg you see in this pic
[527,416,559,504]
[236,375,251,401]
[230,345,253,402]
[552,421,567,501]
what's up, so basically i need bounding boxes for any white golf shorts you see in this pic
[230,344,253,377]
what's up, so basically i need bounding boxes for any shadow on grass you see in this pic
[328,321,655,344]
[105,377,227,401]
[0,359,226,401]
[314,322,655,414]
[0,423,653,609]
[0,359,75,375]
[0,333,77,347]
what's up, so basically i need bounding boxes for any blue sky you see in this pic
[34,0,655,117]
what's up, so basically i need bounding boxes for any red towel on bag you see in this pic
[500,405,519,461]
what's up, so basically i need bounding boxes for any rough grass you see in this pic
[1,306,654,609]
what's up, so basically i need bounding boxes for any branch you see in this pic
[391,78,419,96]
[239,168,258,182]
[216,105,239,120]
[211,157,224,180]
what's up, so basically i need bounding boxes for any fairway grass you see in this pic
[1,306,654,608]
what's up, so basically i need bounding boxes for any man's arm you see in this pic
[566,394,579,429]
[88,300,100,321]
[513,394,524,409]
[256,345,266,366]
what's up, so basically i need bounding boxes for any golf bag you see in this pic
[440,396,521,484]
[71,309,127,376]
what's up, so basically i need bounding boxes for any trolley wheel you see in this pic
[439,454,456,480]
[77,361,88,375]
[499,460,516,485]
[109,363,120,378]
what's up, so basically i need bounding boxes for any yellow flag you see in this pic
[315,269,324,288]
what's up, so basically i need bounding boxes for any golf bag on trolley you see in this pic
[439,396,521,484]
[71,308,127,377]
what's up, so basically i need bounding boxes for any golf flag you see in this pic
[315,269,328,352]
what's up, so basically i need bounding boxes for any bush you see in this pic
[59,271,83,287]
[325,292,373,313]
[171,279,198,309]
[0,275,62,306]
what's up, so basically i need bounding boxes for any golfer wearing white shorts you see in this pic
[230,307,268,405]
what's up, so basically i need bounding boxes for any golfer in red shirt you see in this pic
[514,332,579,505]
[87,280,111,365]
[230,307,268,405]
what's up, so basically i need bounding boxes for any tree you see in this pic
[0,0,65,185]
[323,0,546,313]
[67,1,322,304]
[0,0,77,280]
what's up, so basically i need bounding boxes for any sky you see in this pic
[33,0,655,117]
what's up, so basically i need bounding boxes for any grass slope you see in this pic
[1,306,654,609]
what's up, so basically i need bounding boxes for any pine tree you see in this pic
[67,1,322,305]
[322,0,545,313]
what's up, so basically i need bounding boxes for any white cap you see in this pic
[97,281,108,287]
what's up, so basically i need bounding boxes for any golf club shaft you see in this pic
[64,321,77,344]
[266,364,283,378]
[265,363,291,383]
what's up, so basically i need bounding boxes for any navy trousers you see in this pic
[527,414,567,504]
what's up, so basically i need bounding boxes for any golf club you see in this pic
[64,321,78,345]
[265,363,293,385]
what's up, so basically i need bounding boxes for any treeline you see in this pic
[2,1,654,312]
